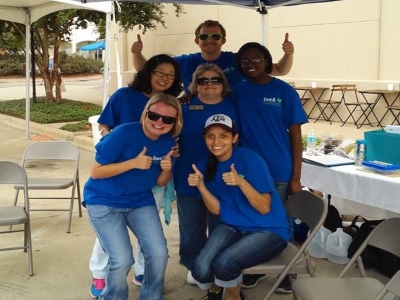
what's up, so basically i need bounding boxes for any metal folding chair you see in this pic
[292,218,400,300]
[242,190,328,300]
[0,161,33,276]
[314,84,347,124]
[339,84,375,127]
[13,141,82,233]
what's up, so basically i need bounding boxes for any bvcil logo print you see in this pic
[263,97,282,106]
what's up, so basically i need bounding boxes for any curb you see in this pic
[0,114,95,152]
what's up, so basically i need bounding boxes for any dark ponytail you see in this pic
[204,154,218,182]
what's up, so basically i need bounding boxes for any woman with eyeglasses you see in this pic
[172,63,239,283]
[83,93,183,300]
[230,42,308,293]
[88,54,183,299]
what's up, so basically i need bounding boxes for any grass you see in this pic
[0,97,102,132]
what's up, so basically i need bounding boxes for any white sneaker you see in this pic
[187,271,196,284]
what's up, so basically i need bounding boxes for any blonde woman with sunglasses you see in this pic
[89,54,182,299]
[83,93,183,300]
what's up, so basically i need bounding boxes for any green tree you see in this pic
[0,3,183,103]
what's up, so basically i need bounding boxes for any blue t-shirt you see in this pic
[196,147,290,241]
[230,78,308,182]
[83,122,175,208]
[173,96,239,197]
[98,87,149,129]
[175,52,245,93]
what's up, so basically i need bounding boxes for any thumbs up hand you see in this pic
[160,150,174,171]
[282,33,294,55]
[222,164,244,186]
[188,164,204,187]
[134,147,152,170]
[131,34,143,54]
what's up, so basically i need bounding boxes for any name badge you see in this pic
[189,105,204,110]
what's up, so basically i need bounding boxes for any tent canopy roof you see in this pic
[0,0,111,24]
[72,0,342,10]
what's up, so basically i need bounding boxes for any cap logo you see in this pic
[211,115,225,122]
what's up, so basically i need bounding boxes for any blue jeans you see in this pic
[87,204,168,300]
[274,182,289,204]
[192,224,287,289]
[176,194,220,270]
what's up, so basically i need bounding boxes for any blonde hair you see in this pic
[188,64,231,97]
[140,93,183,137]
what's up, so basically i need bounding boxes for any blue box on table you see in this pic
[364,129,400,165]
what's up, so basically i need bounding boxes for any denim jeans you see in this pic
[192,224,287,289]
[274,181,289,204]
[176,194,220,270]
[87,204,168,300]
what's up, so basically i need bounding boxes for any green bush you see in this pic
[0,52,103,76]
[59,52,103,75]
[0,53,25,76]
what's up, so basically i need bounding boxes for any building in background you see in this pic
[105,0,399,95]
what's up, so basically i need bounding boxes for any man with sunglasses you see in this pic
[131,19,294,93]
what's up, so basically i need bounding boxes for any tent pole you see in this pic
[102,11,111,108]
[25,10,31,140]
[258,4,268,46]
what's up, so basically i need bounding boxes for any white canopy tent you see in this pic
[0,0,112,139]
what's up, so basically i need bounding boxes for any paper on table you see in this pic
[303,152,355,167]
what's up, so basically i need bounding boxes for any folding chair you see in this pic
[292,218,400,300]
[314,84,347,124]
[14,141,82,233]
[339,84,375,127]
[386,105,400,125]
[242,190,328,300]
[374,269,400,300]
[0,161,33,276]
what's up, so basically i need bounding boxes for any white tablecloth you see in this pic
[301,163,400,218]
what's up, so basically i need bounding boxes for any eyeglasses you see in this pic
[153,70,176,80]
[197,77,223,86]
[147,111,176,125]
[240,58,265,66]
[197,34,224,41]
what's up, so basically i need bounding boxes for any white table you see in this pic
[301,163,400,217]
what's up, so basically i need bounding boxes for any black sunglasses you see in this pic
[147,111,176,125]
[198,34,223,41]
[196,77,223,86]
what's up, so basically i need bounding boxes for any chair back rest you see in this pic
[0,161,27,184]
[285,190,328,233]
[0,161,29,207]
[23,141,79,161]
[366,218,400,258]
[374,269,400,299]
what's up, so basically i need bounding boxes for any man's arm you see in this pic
[270,33,294,76]
[131,34,147,71]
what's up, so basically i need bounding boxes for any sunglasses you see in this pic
[147,111,176,125]
[240,58,265,66]
[197,77,223,86]
[198,34,224,41]
[153,70,176,80]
